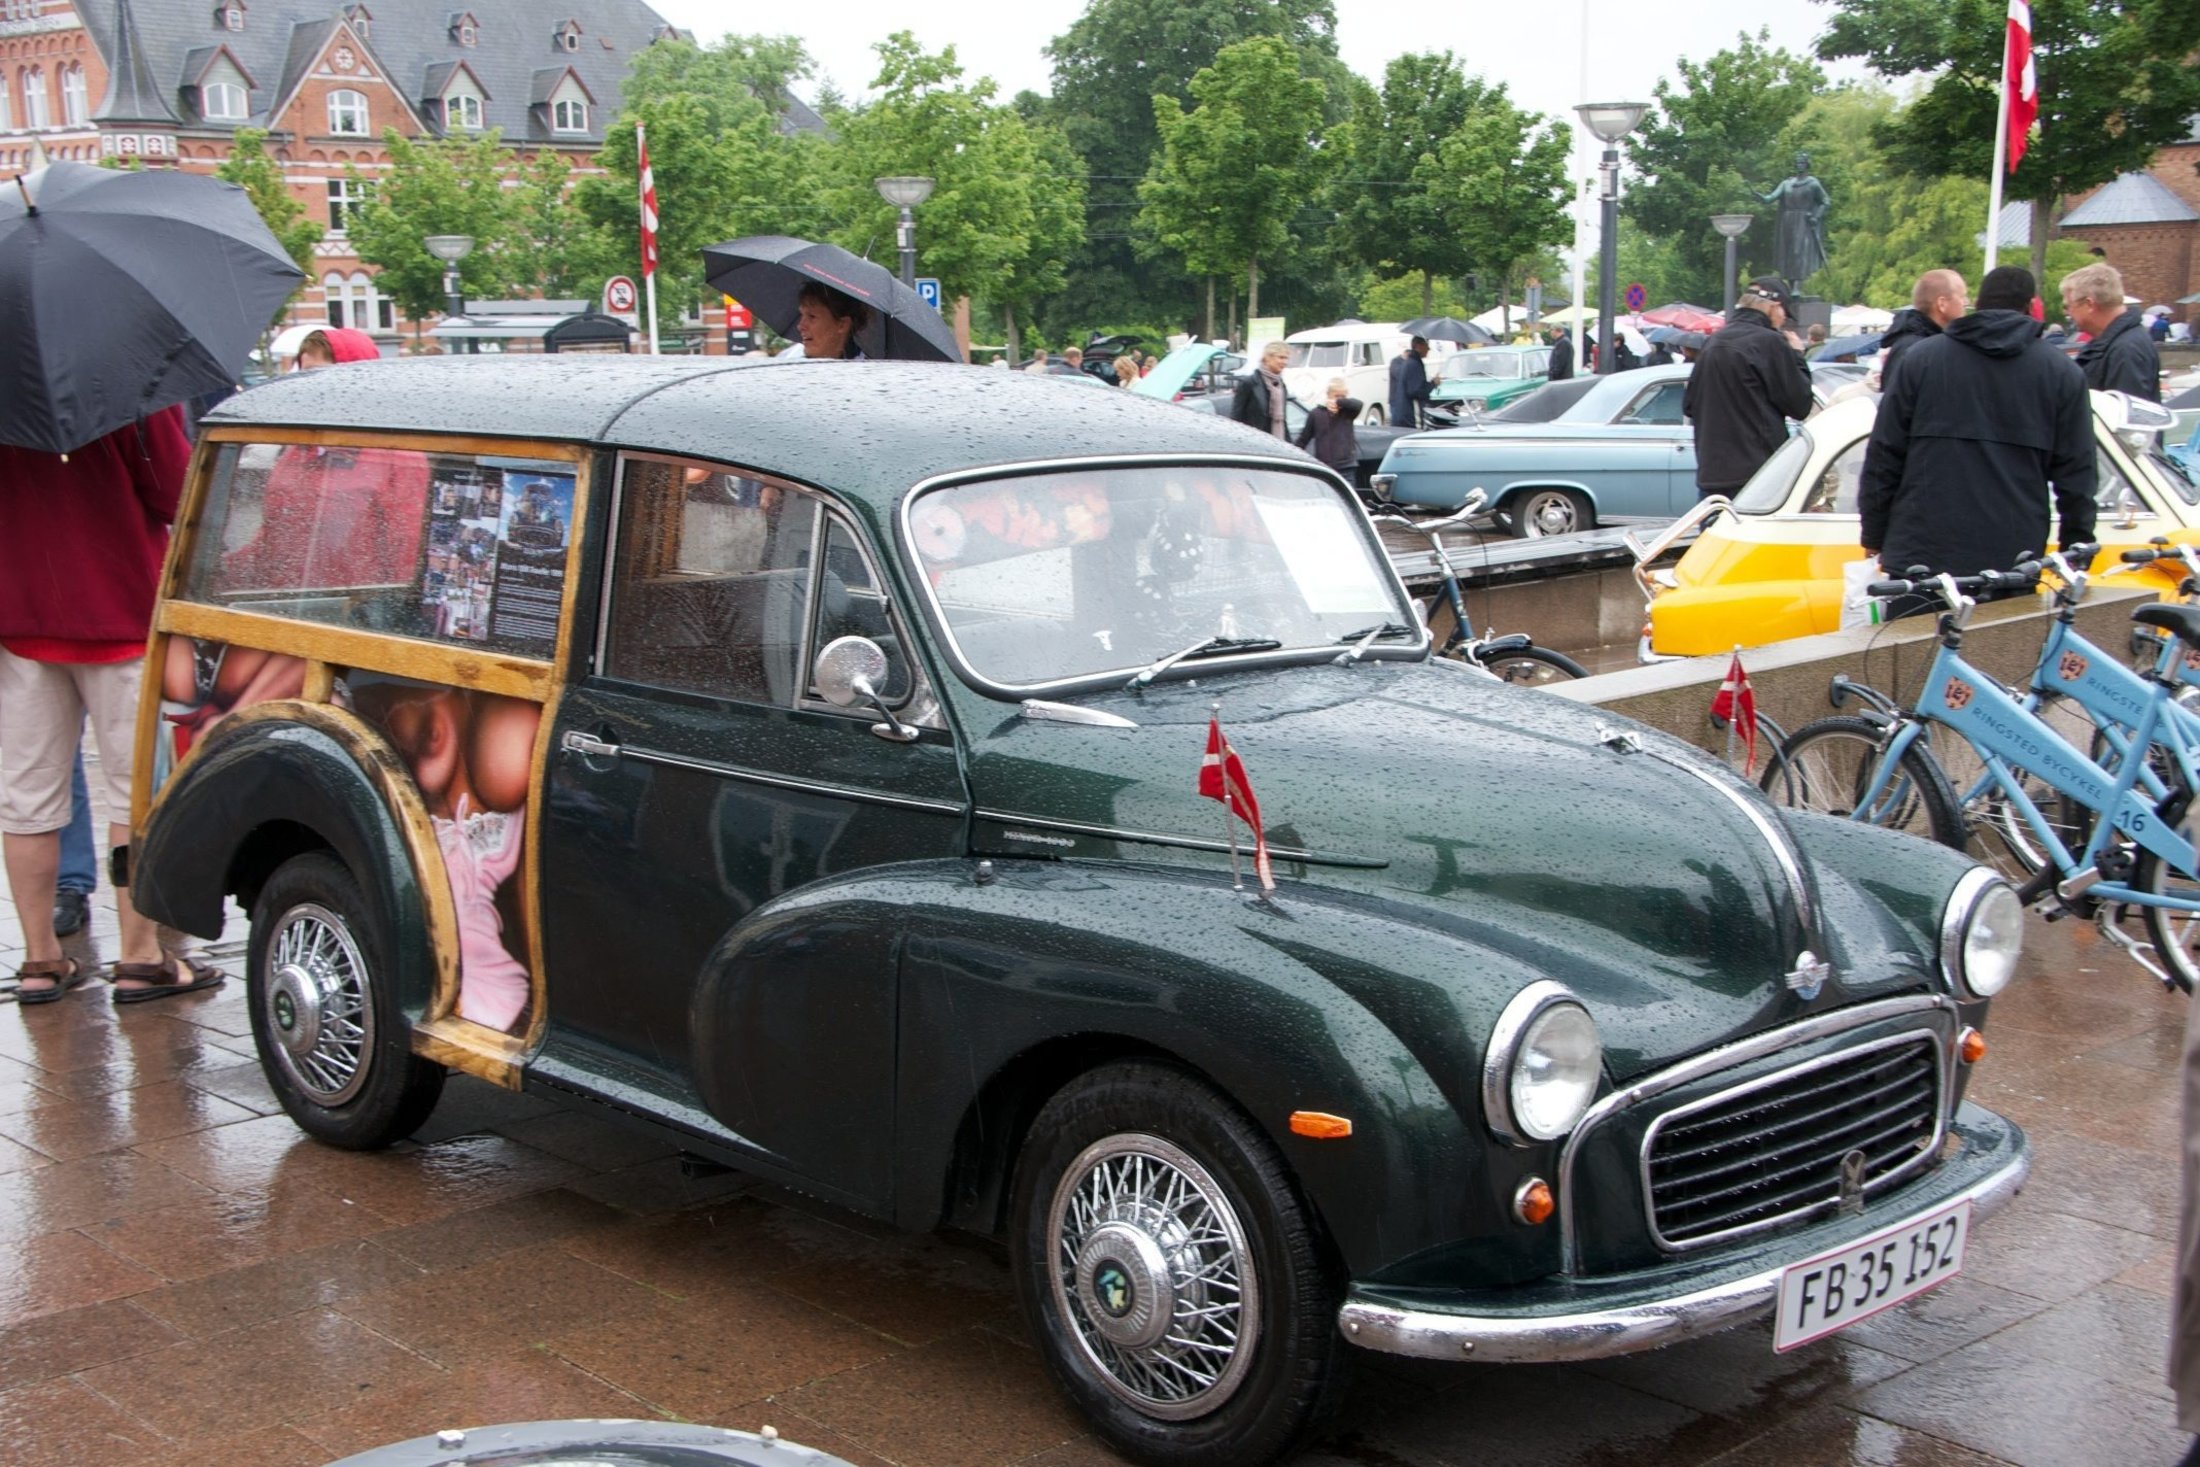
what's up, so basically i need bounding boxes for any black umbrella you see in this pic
[700,235,963,363]
[1810,331,1883,362]
[1399,315,1496,345]
[0,162,305,453]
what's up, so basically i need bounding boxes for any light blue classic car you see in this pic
[1428,343,1555,416]
[1372,364,1859,537]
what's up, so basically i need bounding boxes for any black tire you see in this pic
[1475,644,1588,686]
[1500,487,1591,539]
[1760,715,1965,850]
[1009,1061,1346,1467]
[1361,403,1385,427]
[2135,849,2200,995]
[247,852,444,1149]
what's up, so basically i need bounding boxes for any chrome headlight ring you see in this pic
[1940,867,2024,1000]
[1482,981,1604,1147]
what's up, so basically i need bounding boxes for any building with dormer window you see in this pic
[0,1,785,343]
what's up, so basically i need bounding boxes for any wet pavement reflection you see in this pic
[0,874,2187,1465]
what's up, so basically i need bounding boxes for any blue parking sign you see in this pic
[916,277,942,309]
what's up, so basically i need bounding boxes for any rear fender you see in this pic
[133,703,441,1018]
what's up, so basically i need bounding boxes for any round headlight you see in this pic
[1483,983,1604,1146]
[1943,869,2023,999]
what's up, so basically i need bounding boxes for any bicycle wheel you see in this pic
[1475,644,1588,686]
[1760,715,1965,850]
[2133,846,2200,995]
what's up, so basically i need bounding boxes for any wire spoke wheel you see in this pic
[261,902,374,1106]
[1047,1133,1259,1421]
[1761,715,1964,849]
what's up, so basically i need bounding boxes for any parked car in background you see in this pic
[1372,364,1863,538]
[1135,340,1413,487]
[1279,322,1463,425]
[1429,343,1554,417]
[1640,389,2198,658]
[131,356,2030,1467]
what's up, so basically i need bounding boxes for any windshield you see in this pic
[2142,440,2199,505]
[909,465,1412,693]
[1729,431,1817,513]
[1285,342,1349,369]
[1445,354,1516,379]
[1492,376,1598,423]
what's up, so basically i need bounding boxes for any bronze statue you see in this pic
[1757,153,1830,288]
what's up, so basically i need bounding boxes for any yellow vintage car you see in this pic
[1638,391,2197,659]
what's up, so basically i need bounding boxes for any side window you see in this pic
[1356,342,1383,367]
[1803,439,1868,514]
[1620,382,1687,425]
[182,441,575,657]
[602,457,817,704]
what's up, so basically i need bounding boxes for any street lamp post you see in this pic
[1574,102,1649,375]
[873,176,935,290]
[423,234,473,351]
[1710,214,1752,315]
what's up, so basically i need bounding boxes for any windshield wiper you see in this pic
[1124,635,1284,690]
[1333,622,1416,663]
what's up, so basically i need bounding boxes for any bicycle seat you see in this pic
[2131,601,2200,649]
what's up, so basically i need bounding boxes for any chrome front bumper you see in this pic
[1335,1102,2029,1364]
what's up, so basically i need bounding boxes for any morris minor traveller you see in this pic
[132,358,2031,1467]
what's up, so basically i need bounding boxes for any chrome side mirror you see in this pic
[814,636,917,742]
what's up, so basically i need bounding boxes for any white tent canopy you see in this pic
[1830,305,1894,332]
[1469,304,1535,333]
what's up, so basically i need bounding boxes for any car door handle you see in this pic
[560,729,621,759]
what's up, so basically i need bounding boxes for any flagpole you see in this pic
[1723,644,1739,769]
[1984,11,2014,273]
[638,122,660,357]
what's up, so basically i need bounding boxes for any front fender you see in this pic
[134,704,441,1018]
[874,858,1572,1287]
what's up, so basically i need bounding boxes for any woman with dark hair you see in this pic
[796,281,871,359]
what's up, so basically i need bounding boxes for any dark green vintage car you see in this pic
[131,358,2029,1467]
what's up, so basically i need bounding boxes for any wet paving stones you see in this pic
[0,886,2189,1463]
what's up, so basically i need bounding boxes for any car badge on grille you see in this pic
[1784,950,1833,1001]
[1837,1148,1868,1215]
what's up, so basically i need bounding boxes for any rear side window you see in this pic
[182,441,576,658]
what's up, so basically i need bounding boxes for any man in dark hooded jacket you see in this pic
[1546,327,1573,381]
[1682,275,1814,500]
[1860,265,2095,618]
[1877,269,1967,390]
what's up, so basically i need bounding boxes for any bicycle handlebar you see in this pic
[1368,487,1491,537]
[1866,563,2043,601]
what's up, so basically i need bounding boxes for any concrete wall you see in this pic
[1544,584,2157,761]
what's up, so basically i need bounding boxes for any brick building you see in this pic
[2057,126,2200,326]
[0,0,685,339]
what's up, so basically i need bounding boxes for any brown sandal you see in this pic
[15,958,85,1005]
[110,954,225,1005]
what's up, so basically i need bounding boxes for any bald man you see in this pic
[1877,269,1968,391]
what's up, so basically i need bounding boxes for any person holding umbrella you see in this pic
[795,282,872,360]
[0,159,301,1002]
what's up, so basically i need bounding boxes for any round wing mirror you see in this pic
[814,635,888,708]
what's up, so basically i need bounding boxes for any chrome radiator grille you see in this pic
[1644,1034,1943,1248]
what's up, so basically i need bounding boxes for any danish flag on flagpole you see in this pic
[1199,717,1275,892]
[637,122,660,355]
[1710,650,1759,775]
[2005,0,2038,172]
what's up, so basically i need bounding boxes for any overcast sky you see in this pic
[646,0,1874,138]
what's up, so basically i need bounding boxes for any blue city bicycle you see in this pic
[1764,563,2200,991]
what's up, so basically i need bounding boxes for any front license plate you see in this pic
[1773,1198,1969,1352]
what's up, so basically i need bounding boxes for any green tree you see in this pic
[345,130,525,329]
[575,35,818,331]
[1817,0,2200,285]
[1042,0,1344,331]
[822,34,1085,361]
[1623,30,1825,301]
[1418,97,1572,333]
[213,128,321,297]
[1138,36,1329,327]
[1326,53,1482,314]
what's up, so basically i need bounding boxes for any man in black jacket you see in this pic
[1877,269,1967,390]
[1860,265,2096,618]
[1546,326,1573,381]
[1231,342,1292,438]
[1682,275,1814,500]
[2061,262,2161,401]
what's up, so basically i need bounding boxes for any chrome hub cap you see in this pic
[1047,1133,1258,1420]
[261,903,373,1106]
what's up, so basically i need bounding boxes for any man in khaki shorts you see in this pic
[0,406,222,1003]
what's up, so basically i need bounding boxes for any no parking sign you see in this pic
[603,276,638,314]
[1625,282,1647,312]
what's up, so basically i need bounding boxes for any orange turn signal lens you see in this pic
[1514,1177,1555,1226]
[1958,1027,1987,1064]
[1289,1111,1353,1140]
